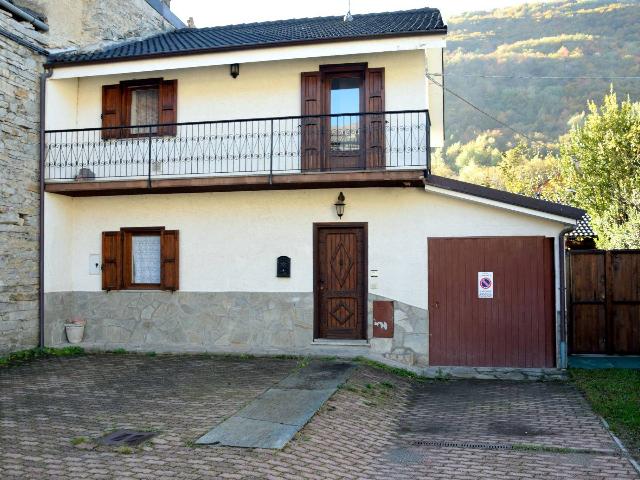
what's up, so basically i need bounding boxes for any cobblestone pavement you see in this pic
[0,354,637,479]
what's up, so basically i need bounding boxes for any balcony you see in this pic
[44,110,431,196]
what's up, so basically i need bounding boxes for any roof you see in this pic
[47,8,446,66]
[568,213,597,237]
[425,175,586,221]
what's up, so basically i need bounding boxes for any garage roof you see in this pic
[47,8,446,66]
[426,175,585,221]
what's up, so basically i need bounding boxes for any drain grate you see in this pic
[97,430,156,447]
[411,440,513,450]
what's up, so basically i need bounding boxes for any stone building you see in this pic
[0,0,184,354]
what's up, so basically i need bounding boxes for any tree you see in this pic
[560,91,640,248]
[499,143,567,201]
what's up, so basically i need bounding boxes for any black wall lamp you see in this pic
[230,63,240,79]
[335,192,346,219]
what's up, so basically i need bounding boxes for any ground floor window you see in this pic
[102,227,179,291]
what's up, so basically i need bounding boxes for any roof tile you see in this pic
[49,8,446,65]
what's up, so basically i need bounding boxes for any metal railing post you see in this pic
[425,110,431,175]
[269,118,274,184]
[147,128,152,188]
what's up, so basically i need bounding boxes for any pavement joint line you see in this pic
[407,440,619,456]
[599,415,640,475]
[235,415,299,428]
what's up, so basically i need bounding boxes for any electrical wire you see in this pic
[428,73,640,80]
[425,72,546,146]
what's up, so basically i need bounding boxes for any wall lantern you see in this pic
[230,63,240,79]
[334,192,346,219]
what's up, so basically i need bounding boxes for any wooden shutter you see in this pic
[365,68,385,169]
[159,80,178,136]
[102,231,122,290]
[101,84,122,140]
[161,230,179,291]
[300,72,323,171]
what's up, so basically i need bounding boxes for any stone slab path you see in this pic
[196,360,355,449]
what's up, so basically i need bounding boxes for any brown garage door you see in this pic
[428,237,556,368]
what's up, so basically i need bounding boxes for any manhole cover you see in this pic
[97,430,156,446]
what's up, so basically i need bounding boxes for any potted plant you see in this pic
[65,317,86,344]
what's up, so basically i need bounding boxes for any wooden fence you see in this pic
[568,250,640,355]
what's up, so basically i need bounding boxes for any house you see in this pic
[0,0,183,355]
[41,8,584,370]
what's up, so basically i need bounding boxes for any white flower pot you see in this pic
[65,324,85,344]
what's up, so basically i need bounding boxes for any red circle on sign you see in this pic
[480,278,492,289]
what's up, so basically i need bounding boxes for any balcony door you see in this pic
[323,69,365,171]
[301,64,385,172]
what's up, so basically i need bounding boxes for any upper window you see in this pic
[101,227,179,291]
[320,65,365,155]
[101,79,177,140]
[125,82,160,136]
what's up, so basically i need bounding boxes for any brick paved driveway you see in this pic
[0,354,637,479]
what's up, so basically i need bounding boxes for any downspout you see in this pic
[0,0,49,31]
[557,225,575,369]
[39,67,53,348]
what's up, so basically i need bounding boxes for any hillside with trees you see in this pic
[443,0,640,149]
[435,0,640,248]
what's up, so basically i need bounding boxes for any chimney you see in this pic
[187,17,196,28]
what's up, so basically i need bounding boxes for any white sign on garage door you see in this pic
[478,272,494,299]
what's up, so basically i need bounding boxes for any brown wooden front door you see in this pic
[314,224,367,339]
[428,237,556,368]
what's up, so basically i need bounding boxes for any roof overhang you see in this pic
[424,175,584,225]
[46,33,446,80]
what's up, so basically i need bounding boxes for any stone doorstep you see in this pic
[311,339,370,347]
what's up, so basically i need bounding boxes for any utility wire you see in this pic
[425,73,545,146]
[428,73,640,80]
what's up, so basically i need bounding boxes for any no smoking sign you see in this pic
[478,272,494,299]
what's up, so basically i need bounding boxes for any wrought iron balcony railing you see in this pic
[44,110,431,182]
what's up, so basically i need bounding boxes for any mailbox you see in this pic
[277,256,291,278]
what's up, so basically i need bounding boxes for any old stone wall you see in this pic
[44,291,428,365]
[0,0,178,354]
[14,0,177,50]
[0,10,47,354]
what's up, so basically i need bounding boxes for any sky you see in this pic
[170,0,551,27]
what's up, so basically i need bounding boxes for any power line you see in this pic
[429,73,640,80]
[425,73,545,146]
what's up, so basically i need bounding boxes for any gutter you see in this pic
[0,0,49,31]
[144,0,185,29]
[0,26,48,54]
[557,225,575,369]
[39,67,53,348]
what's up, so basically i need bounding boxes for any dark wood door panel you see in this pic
[315,224,367,340]
[612,305,640,354]
[571,304,607,354]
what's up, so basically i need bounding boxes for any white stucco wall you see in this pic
[45,48,445,147]
[44,188,569,311]
[44,193,74,292]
